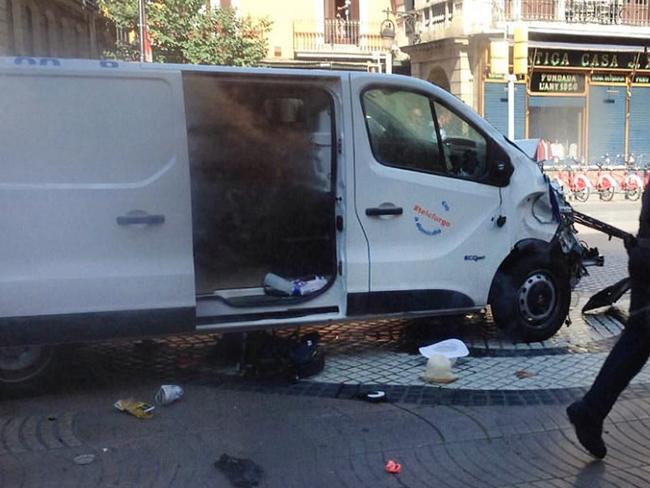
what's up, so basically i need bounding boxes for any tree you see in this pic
[98,0,272,66]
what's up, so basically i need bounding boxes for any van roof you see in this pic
[0,55,403,81]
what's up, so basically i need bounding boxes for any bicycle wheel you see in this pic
[574,186,590,202]
[600,187,614,201]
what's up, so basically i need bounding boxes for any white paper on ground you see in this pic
[418,338,469,359]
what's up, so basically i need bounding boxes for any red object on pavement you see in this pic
[385,459,402,474]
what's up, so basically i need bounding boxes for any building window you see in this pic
[57,18,64,56]
[6,0,15,54]
[42,14,50,56]
[23,4,34,56]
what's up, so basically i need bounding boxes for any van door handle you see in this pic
[365,206,403,217]
[117,213,165,226]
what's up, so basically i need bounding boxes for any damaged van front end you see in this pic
[486,137,601,342]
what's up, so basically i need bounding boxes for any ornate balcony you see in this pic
[498,0,650,26]
[293,19,386,58]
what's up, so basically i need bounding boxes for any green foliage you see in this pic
[99,0,272,66]
[180,7,273,66]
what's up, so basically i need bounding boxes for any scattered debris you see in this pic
[364,390,387,403]
[263,272,327,297]
[154,385,184,406]
[421,354,458,384]
[385,459,402,474]
[114,398,155,419]
[215,454,264,488]
[419,338,469,360]
[515,370,536,379]
[241,331,324,380]
[73,454,96,465]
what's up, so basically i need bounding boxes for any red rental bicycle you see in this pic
[553,158,590,202]
[589,154,616,201]
[609,154,644,201]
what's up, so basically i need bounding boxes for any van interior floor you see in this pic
[195,263,270,295]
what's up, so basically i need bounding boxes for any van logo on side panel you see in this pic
[413,203,452,237]
[464,255,486,262]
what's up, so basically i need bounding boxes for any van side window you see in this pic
[362,89,446,174]
[434,102,489,181]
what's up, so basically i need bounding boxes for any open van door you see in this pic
[0,61,195,345]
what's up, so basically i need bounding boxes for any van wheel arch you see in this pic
[489,239,571,342]
[0,345,58,388]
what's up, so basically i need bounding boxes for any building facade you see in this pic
[0,0,100,59]
[401,0,650,162]
[212,0,402,71]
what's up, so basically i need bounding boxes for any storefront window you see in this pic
[528,97,585,161]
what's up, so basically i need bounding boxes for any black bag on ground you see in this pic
[243,331,324,380]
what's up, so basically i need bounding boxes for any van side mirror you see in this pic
[485,143,513,187]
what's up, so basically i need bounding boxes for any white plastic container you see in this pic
[154,384,184,405]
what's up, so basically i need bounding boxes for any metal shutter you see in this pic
[588,85,625,162]
[483,82,525,139]
[629,87,650,158]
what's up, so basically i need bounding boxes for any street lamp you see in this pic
[379,9,395,74]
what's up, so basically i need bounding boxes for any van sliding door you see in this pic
[0,66,196,344]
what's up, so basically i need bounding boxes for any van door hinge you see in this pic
[336,215,344,232]
[337,137,343,154]
[338,261,343,276]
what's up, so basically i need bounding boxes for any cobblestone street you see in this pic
[1,199,647,487]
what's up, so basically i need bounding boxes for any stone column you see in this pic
[450,45,474,106]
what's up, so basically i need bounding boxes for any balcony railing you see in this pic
[293,19,385,54]
[500,0,650,26]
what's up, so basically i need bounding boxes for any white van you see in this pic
[0,56,590,383]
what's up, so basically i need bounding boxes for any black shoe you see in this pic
[566,401,607,459]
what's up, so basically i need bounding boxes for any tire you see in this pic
[625,176,642,201]
[600,187,614,201]
[0,345,57,386]
[574,186,590,202]
[489,254,571,342]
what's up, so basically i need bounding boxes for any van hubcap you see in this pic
[0,346,43,371]
[0,346,53,383]
[518,273,556,323]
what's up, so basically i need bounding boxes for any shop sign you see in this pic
[529,49,650,70]
[591,73,626,83]
[530,72,585,93]
[633,75,650,85]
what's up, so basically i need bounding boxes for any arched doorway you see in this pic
[427,66,450,92]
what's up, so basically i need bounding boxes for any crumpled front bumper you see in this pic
[548,183,603,287]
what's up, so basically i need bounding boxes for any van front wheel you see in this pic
[490,255,570,342]
[0,345,56,385]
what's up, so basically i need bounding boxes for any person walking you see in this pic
[567,188,650,459]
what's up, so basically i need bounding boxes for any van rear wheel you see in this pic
[0,345,56,385]
[490,255,570,342]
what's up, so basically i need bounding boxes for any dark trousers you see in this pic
[582,246,650,422]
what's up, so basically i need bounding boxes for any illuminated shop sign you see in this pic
[530,72,585,93]
[591,73,626,83]
[633,75,650,85]
[529,49,650,69]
